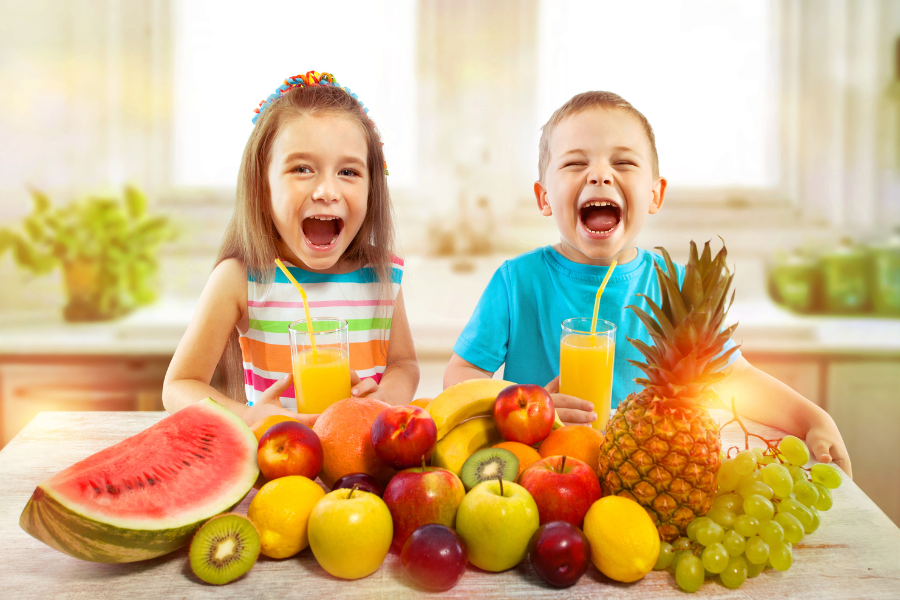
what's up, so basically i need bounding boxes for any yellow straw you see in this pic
[590,260,617,334]
[275,258,318,358]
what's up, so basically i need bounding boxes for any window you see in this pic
[173,0,418,189]
[537,0,781,197]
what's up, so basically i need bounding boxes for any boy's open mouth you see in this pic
[580,201,621,235]
[302,216,344,249]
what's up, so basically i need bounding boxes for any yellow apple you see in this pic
[307,486,393,579]
[455,479,539,571]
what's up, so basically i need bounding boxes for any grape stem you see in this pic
[720,397,783,458]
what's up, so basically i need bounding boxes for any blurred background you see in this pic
[0,0,898,522]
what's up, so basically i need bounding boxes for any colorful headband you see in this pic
[252,70,388,175]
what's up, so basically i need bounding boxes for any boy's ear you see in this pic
[648,177,667,214]
[534,181,552,216]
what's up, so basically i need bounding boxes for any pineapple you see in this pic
[598,241,739,542]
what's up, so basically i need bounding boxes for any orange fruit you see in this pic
[251,414,300,444]
[493,441,542,479]
[312,397,396,488]
[409,397,432,409]
[538,425,605,473]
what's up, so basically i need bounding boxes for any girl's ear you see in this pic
[534,181,552,216]
[648,177,667,214]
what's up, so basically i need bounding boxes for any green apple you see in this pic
[455,479,539,572]
[307,486,393,579]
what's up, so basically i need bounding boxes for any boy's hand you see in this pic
[350,370,384,401]
[545,376,597,426]
[806,421,853,479]
[243,373,318,428]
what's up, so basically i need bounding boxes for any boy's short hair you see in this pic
[538,91,659,181]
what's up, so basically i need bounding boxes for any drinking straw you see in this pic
[275,258,318,358]
[590,260,617,334]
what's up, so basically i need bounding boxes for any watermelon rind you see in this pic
[19,398,259,563]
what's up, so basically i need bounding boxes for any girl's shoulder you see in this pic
[207,258,249,305]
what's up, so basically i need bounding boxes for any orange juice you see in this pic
[292,347,351,413]
[559,334,615,432]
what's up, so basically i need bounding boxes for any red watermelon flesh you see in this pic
[20,398,259,563]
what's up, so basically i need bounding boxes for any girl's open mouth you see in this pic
[302,216,344,250]
[579,201,621,237]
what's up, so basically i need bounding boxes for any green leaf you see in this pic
[23,216,45,243]
[0,229,14,254]
[30,189,51,212]
[124,185,147,220]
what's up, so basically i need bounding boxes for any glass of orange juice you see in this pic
[559,317,616,432]
[288,318,351,413]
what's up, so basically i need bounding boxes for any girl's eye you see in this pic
[563,162,584,168]
[294,165,312,174]
[339,168,359,177]
[616,161,636,167]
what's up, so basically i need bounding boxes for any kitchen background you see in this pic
[0,0,898,524]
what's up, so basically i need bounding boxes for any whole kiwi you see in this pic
[189,513,261,585]
[460,447,519,491]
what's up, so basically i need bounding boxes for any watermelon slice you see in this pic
[20,398,259,563]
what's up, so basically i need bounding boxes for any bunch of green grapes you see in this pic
[653,436,843,592]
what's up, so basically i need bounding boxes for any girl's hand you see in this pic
[243,374,318,428]
[806,420,853,479]
[545,376,597,426]
[350,370,384,400]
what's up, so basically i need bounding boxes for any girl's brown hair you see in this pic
[215,84,396,402]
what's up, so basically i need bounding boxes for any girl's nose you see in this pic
[312,175,341,202]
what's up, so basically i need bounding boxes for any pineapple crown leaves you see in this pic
[625,240,741,401]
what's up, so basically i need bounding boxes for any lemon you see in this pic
[583,496,661,582]
[248,476,325,559]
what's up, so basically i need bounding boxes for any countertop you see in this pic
[1,410,898,598]
[1,255,899,357]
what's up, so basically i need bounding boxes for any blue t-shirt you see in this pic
[452,246,740,408]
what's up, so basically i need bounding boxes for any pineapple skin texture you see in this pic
[598,392,721,542]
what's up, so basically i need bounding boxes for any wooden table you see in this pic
[1,411,898,598]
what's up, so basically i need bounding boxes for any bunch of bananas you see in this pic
[426,380,564,475]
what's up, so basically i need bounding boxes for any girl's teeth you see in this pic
[309,234,339,248]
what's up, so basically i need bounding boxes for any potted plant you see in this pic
[0,186,177,322]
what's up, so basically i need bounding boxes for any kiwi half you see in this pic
[189,513,261,585]
[460,447,519,491]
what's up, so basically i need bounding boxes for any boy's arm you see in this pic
[713,356,852,478]
[356,287,420,405]
[443,353,494,388]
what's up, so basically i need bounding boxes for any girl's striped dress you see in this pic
[239,258,403,410]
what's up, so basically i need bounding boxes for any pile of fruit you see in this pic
[227,380,660,590]
[18,240,846,592]
[18,383,664,589]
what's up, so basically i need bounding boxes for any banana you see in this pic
[427,379,515,440]
[428,379,568,440]
[431,416,502,476]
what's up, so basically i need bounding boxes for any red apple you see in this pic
[257,421,323,481]
[493,384,555,446]
[401,524,468,591]
[529,521,591,588]
[331,472,385,497]
[382,465,465,552]
[519,456,602,527]
[371,405,437,470]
